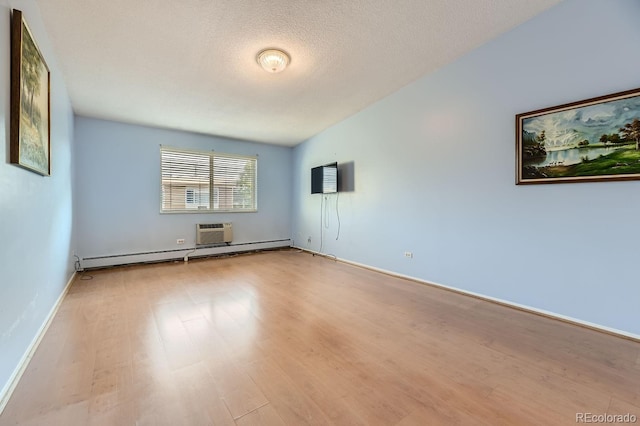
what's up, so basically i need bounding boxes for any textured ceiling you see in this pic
[36,0,561,146]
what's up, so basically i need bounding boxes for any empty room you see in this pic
[1,0,640,424]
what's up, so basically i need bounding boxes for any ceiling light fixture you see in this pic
[257,49,290,73]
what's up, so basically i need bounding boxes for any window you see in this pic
[161,146,257,213]
[185,188,209,209]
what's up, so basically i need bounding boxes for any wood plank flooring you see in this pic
[1,249,639,425]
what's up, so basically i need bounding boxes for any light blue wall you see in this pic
[74,117,292,259]
[292,0,640,335]
[0,2,75,396]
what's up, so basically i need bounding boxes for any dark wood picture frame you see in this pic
[516,88,640,185]
[10,9,51,176]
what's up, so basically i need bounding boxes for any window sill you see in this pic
[159,209,258,214]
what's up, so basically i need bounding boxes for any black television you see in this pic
[311,162,338,194]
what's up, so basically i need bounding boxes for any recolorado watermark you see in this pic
[576,413,637,423]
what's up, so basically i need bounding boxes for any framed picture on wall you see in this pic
[516,88,640,185]
[10,9,51,176]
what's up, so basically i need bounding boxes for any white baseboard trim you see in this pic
[0,271,77,415]
[295,247,640,342]
[80,239,292,269]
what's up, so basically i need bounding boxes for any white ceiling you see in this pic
[36,0,561,146]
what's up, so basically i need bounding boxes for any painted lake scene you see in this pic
[517,90,640,184]
[19,24,50,174]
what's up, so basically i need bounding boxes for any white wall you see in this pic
[0,1,75,399]
[74,117,292,263]
[292,0,640,336]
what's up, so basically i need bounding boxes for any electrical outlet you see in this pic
[404,251,413,258]
[177,238,185,245]
[307,236,312,244]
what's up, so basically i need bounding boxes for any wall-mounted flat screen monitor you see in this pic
[311,162,338,194]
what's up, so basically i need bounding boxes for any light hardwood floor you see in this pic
[1,249,639,425]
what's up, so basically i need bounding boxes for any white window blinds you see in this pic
[161,146,257,213]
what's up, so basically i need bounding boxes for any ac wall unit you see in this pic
[196,223,233,245]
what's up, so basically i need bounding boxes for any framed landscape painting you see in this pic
[516,88,640,185]
[10,9,51,176]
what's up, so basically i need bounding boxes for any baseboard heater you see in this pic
[79,239,292,270]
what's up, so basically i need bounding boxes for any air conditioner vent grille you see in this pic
[199,223,224,229]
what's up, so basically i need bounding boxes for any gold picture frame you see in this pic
[10,9,51,176]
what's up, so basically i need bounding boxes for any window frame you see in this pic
[160,146,258,214]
